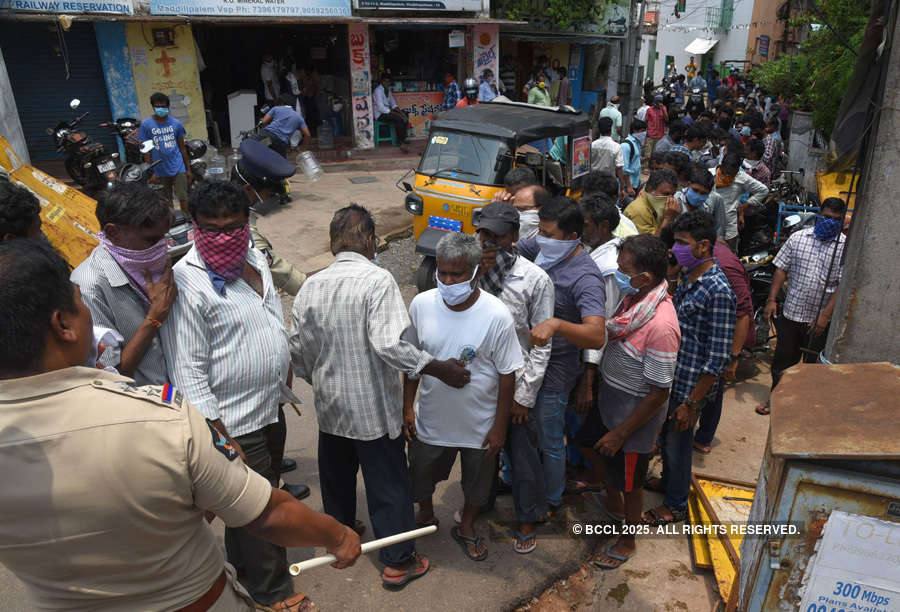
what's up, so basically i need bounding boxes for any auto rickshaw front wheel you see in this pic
[416,256,437,293]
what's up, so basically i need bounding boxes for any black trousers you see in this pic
[770,316,828,389]
[224,415,292,606]
[317,431,417,568]
[376,112,408,144]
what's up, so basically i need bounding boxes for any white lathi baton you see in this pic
[289,525,438,576]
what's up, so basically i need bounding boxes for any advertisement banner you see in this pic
[150,0,350,16]
[572,135,590,178]
[352,0,480,10]
[0,0,132,14]
[394,92,443,140]
[348,23,374,149]
[472,24,499,86]
[125,23,208,142]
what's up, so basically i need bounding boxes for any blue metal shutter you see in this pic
[0,22,116,160]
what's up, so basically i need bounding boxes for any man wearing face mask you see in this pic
[515,197,607,510]
[441,72,462,111]
[473,202,554,553]
[713,152,768,250]
[742,138,771,187]
[755,198,846,416]
[161,181,304,609]
[527,75,552,107]
[403,232,523,562]
[598,96,623,141]
[675,166,727,239]
[642,211,735,527]
[138,92,192,217]
[623,168,681,236]
[621,119,647,198]
[511,184,551,241]
[71,183,176,387]
[575,235,680,568]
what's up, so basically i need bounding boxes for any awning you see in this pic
[685,38,719,55]
[500,30,614,44]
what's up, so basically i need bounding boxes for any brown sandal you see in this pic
[265,592,316,611]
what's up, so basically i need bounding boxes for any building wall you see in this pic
[641,0,753,84]
[0,47,29,166]
[745,0,783,65]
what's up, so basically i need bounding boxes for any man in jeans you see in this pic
[516,197,607,510]
[643,211,735,525]
[756,198,845,415]
[258,93,312,159]
[473,202,554,553]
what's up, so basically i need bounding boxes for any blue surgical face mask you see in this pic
[436,264,479,306]
[813,215,842,241]
[154,107,169,118]
[535,235,580,270]
[685,187,709,209]
[613,269,645,296]
[633,131,647,146]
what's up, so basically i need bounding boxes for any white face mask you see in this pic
[743,158,761,169]
[436,264,479,306]
[518,209,540,238]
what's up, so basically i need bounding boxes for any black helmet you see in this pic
[463,77,478,95]
[186,139,207,160]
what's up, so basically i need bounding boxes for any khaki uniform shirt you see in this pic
[0,367,272,611]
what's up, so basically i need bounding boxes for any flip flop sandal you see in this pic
[451,525,488,561]
[415,516,439,529]
[266,592,316,611]
[381,554,430,589]
[566,479,606,494]
[593,545,634,570]
[513,530,537,554]
[641,506,687,527]
[692,441,712,454]
[755,403,771,416]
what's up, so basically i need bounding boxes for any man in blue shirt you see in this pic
[259,93,311,159]
[478,68,499,102]
[642,211,735,526]
[516,197,607,509]
[442,73,462,111]
[138,91,192,216]
[621,119,647,197]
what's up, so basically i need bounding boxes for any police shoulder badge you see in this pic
[206,421,239,461]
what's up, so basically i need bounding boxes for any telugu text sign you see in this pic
[150,0,350,16]
[348,23,374,149]
[394,92,443,140]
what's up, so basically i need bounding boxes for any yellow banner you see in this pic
[126,23,208,142]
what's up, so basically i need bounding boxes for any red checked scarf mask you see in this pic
[192,222,251,281]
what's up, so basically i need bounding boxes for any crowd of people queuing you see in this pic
[0,70,848,610]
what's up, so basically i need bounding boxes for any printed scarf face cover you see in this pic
[192,223,250,282]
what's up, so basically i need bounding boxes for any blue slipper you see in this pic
[593,545,634,569]
[513,530,537,554]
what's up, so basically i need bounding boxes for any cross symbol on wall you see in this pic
[155,50,176,77]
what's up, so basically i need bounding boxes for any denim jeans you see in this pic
[694,381,724,447]
[536,389,568,507]
[565,403,587,468]
[660,401,704,512]
[505,409,547,523]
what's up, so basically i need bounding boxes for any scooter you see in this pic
[47,99,120,194]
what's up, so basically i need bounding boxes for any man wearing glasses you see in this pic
[160,180,305,610]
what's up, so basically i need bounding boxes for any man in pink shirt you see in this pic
[643,95,669,162]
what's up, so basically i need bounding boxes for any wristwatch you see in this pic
[684,397,701,411]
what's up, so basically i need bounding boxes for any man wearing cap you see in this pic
[0,239,361,612]
[473,201,554,554]
[258,93,311,159]
[161,180,305,608]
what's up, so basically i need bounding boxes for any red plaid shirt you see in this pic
[645,105,668,139]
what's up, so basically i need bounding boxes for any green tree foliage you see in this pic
[750,0,870,137]
[495,0,605,31]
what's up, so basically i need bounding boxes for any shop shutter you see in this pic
[0,22,115,161]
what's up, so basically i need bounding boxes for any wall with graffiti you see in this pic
[348,23,374,149]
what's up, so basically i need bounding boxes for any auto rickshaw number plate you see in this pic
[427,215,462,232]
[431,135,448,145]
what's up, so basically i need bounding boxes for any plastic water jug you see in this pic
[297,151,323,182]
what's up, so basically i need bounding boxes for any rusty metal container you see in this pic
[738,362,900,611]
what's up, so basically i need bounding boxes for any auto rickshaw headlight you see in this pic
[405,193,424,215]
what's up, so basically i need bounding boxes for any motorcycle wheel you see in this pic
[65,157,89,186]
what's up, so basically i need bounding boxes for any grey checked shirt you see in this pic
[773,227,845,323]
[497,256,555,408]
[161,245,290,438]
[71,246,169,386]
[290,252,433,441]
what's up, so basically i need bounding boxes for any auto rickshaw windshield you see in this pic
[418,131,512,186]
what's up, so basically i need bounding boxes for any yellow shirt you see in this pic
[685,62,698,78]
[0,367,272,611]
[624,192,662,234]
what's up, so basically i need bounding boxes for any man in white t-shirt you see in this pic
[403,232,523,562]
[260,52,280,105]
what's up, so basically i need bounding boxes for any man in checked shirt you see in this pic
[289,204,471,588]
[642,211,735,526]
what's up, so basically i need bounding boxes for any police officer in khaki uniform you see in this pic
[0,239,360,612]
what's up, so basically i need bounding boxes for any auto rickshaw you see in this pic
[398,98,591,291]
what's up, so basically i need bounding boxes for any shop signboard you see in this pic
[125,23,208,142]
[472,24,499,85]
[0,0,132,14]
[348,23,375,149]
[394,92,443,140]
[149,0,350,16]
[352,0,480,10]
[759,35,770,56]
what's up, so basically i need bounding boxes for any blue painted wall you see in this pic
[568,45,584,111]
[94,22,139,158]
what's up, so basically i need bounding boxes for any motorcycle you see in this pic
[685,87,705,118]
[99,117,142,164]
[116,139,161,186]
[47,99,120,194]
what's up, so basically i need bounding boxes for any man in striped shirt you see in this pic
[575,235,680,569]
[161,181,301,609]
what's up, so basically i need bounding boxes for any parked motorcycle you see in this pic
[100,117,142,163]
[117,139,161,186]
[47,99,119,194]
[685,87,705,118]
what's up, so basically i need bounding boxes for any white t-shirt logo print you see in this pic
[458,346,477,364]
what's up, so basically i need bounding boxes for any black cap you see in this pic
[472,201,520,235]
[237,139,296,188]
